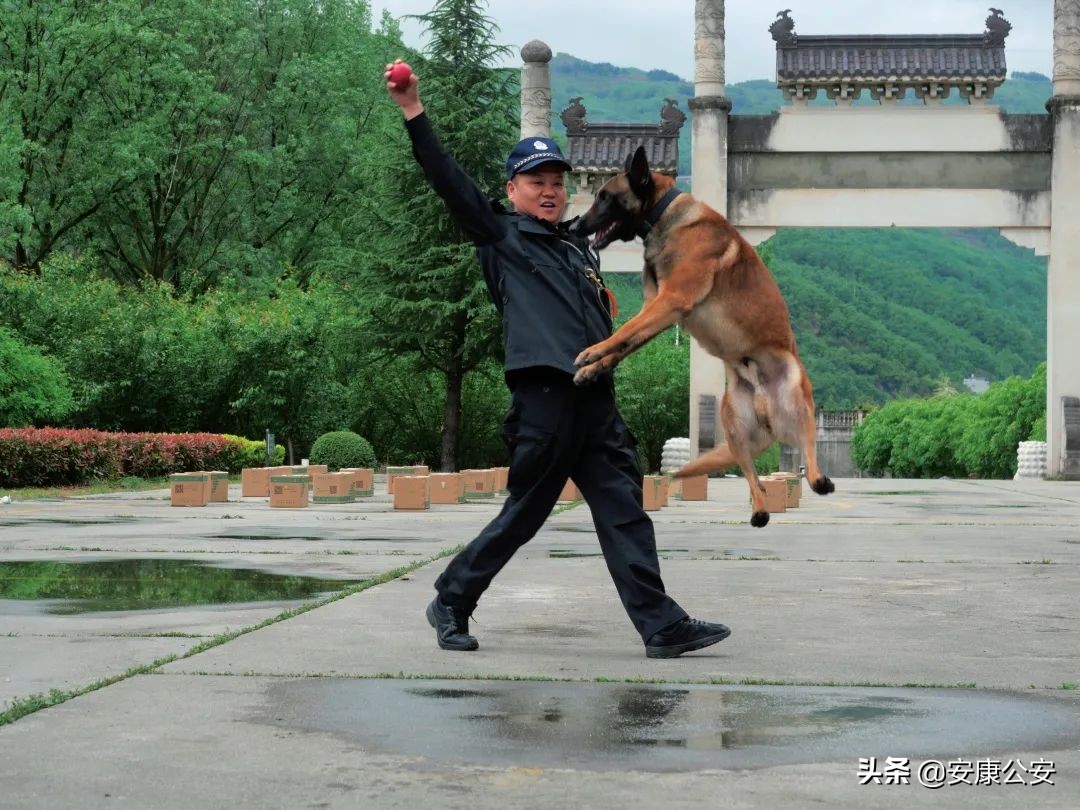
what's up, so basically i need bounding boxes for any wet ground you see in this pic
[1,476,1079,808]
[261,679,1080,772]
[0,558,359,615]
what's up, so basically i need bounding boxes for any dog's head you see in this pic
[569,145,659,250]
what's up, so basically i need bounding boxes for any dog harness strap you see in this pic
[638,189,683,238]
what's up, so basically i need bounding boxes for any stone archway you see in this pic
[519,1,1080,479]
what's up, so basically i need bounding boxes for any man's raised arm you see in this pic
[384,60,505,247]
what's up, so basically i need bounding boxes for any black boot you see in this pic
[426,596,479,651]
[645,617,731,659]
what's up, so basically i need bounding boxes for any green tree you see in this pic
[1,0,399,290]
[0,256,233,432]
[0,326,73,427]
[224,280,352,463]
[0,0,143,270]
[92,0,396,291]
[353,0,517,471]
[613,326,689,474]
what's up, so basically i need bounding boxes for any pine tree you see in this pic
[354,0,518,471]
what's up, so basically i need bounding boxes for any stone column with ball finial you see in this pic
[520,40,553,139]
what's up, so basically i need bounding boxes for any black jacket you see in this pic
[404,113,613,381]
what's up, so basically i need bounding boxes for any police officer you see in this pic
[385,60,730,659]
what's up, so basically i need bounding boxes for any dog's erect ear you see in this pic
[628,145,652,199]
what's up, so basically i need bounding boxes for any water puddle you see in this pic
[0,517,138,527]
[214,533,327,542]
[262,680,1080,772]
[0,559,359,615]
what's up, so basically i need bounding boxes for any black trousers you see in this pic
[435,371,687,642]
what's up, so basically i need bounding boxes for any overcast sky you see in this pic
[369,0,1054,83]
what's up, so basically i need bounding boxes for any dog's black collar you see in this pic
[638,188,683,238]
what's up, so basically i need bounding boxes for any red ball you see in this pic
[389,62,413,90]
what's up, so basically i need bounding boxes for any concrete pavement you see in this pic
[1,476,1078,807]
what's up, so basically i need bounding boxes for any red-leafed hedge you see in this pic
[0,428,252,488]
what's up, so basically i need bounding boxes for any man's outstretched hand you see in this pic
[384,59,423,120]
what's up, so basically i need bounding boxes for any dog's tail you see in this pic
[672,444,736,479]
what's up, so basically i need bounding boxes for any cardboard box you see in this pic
[642,475,665,511]
[430,473,465,504]
[677,475,708,501]
[270,475,309,509]
[461,469,494,499]
[771,472,802,507]
[386,466,424,494]
[303,464,329,479]
[757,477,788,513]
[339,468,374,498]
[557,479,581,502]
[209,471,230,503]
[493,466,510,494]
[666,476,682,500]
[659,477,670,507]
[312,472,355,504]
[170,473,210,507]
[241,467,272,498]
[393,475,430,510]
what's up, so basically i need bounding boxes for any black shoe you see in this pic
[426,596,479,651]
[645,617,731,659]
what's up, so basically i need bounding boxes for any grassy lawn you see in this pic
[0,475,239,502]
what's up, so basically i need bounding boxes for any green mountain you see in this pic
[602,228,1046,409]
[549,53,1054,176]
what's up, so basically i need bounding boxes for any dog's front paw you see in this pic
[573,366,596,386]
[574,345,603,368]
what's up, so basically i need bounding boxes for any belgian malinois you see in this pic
[569,146,834,527]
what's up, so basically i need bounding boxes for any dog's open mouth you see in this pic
[590,221,619,249]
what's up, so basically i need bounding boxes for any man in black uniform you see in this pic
[385,61,730,659]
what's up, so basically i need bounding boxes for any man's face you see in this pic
[506,166,567,224]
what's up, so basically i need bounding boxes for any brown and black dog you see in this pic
[569,146,834,527]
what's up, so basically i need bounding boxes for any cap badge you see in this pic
[533,140,548,150]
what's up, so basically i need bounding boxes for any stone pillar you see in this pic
[688,0,731,460]
[520,40,552,139]
[1048,1,1080,478]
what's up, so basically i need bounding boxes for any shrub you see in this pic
[309,431,376,471]
[223,434,286,468]
[0,326,74,427]
[954,364,1046,479]
[0,429,259,488]
[851,364,1046,479]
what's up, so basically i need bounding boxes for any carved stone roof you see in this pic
[770,9,1012,103]
[559,98,686,174]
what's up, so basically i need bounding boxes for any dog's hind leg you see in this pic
[673,443,738,479]
[784,360,834,496]
[720,369,775,528]
[794,367,833,494]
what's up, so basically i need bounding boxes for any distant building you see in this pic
[964,375,990,394]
